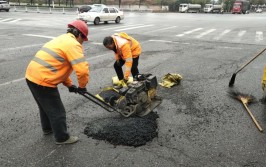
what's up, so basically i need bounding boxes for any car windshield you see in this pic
[89,7,102,12]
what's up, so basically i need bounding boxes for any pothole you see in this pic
[84,112,159,147]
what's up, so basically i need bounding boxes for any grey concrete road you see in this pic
[1,11,266,166]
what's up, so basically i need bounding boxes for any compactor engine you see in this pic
[96,74,162,117]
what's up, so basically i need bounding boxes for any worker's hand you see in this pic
[68,85,78,93]
[77,87,87,94]
[262,80,266,91]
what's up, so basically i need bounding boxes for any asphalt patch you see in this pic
[84,112,159,147]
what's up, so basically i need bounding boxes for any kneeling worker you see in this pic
[103,32,142,87]
[25,20,89,145]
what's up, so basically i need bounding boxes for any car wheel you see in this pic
[6,9,9,12]
[115,17,121,24]
[104,21,108,24]
[94,17,100,25]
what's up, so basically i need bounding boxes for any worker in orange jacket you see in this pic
[103,32,141,85]
[25,20,89,145]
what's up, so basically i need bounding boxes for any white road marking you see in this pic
[255,31,263,42]
[22,34,55,39]
[176,28,203,37]
[0,44,43,52]
[149,39,190,45]
[0,78,25,87]
[0,18,14,22]
[90,42,102,45]
[115,25,154,31]
[101,24,143,30]
[235,30,246,42]
[238,30,246,37]
[143,26,177,34]
[8,19,22,23]
[195,29,216,38]
[214,29,231,40]
[149,39,178,43]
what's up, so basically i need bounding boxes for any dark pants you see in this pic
[114,57,139,80]
[26,79,69,142]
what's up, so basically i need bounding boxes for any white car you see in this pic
[256,8,262,13]
[77,6,124,25]
[0,1,10,12]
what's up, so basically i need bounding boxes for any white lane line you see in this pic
[149,39,178,43]
[22,34,55,39]
[0,18,14,22]
[176,28,203,37]
[149,39,190,45]
[195,29,216,38]
[114,25,154,31]
[8,19,22,23]
[0,78,25,87]
[238,30,246,37]
[235,30,246,42]
[214,29,231,40]
[101,24,143,30]
[0,44,43,52]
[255,31,263,42]
[90,42,102,45]
[143,26,177,34]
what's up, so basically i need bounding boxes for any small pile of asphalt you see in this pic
[84,112,159,147]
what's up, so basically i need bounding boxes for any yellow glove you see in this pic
[121,79,128,87]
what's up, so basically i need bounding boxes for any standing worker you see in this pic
[25,20,89,145]
[103,32,142,87]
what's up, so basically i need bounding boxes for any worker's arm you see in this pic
[66,44,89,88]
[63,77,73,87]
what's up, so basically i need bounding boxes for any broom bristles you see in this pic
[229,73,236,87]
[227,90,256,104]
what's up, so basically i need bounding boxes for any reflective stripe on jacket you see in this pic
[25,33,89,88]
[112,32,141,79]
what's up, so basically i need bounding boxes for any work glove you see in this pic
[77,87,87,94]
[68,85,78,93]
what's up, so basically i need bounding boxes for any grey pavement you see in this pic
[0,11,266,166]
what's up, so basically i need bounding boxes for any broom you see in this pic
[228,47,266,87]
[227,90,263,132]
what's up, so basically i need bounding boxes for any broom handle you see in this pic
[242,103,263,132]
[236,48,266,74]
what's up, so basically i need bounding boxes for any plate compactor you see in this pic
[79,74,162,117]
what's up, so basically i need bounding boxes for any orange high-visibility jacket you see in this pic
[25,33,89,88]
[112,32,141,80]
